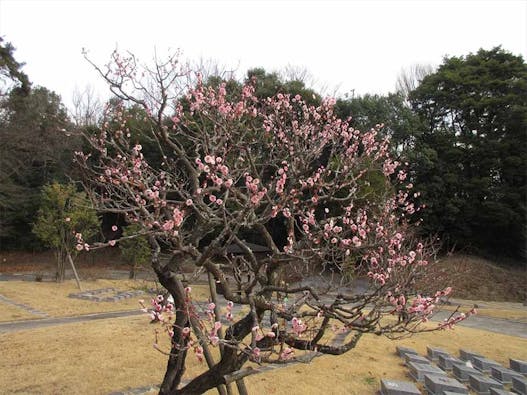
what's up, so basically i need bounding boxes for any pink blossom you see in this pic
[109,240,116,246]
[195,346,204,362]
[162,220,175,231]
[172,208,184,227]
[204,155,215,164]
[280,347,294,360]
[112,225,118,232]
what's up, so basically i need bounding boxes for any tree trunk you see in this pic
[170,312,254,395]
[129,263,136,279]
[56,249,65,282]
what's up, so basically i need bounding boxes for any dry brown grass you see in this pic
[0,252,526,393]
[0,280,210,320]
[0,314,526,395]
[0,303,38,322]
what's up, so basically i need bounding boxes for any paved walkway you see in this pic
[432,310,527,338]
[0,309,144,333]
[1,295,526,338]
[0,293,48,317]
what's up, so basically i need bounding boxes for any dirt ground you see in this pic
[417,254,526,302]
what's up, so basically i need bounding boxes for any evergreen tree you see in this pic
[410,47,527,258]
[33,182,98,282]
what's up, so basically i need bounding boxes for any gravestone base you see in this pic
[491,366,524,384]
[427,346,450,362]
[408,361,445,382]
[453,364,480,382]
[489,388,514,395]
[380,379,421,395]
[406,354,431,365]
[512,375,527,395]
[472,357,501,373]
[424,374,468,394]
[469,374,503,394]
[397,346,419,358]
[460,349,484,362]
[510,359,527,375]
[438,355,464,371]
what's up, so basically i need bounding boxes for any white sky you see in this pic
[1,0,526,108]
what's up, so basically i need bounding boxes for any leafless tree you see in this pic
[70,84,103,127]
[396,63,435,99]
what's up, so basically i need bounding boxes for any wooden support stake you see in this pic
[67,251,82,291]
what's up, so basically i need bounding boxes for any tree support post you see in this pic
[66,251,82,291]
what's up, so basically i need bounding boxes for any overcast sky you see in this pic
[1,0,525,108]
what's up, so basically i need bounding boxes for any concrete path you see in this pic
[432,310,527,338]
[0,293,48,317]
[0,309,144,333]
[1,270,525,338]
[1,296,525,338]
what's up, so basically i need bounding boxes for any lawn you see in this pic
[0,314,526,394]
[0,280,210,321]
[1,279,526,394]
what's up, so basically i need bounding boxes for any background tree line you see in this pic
[1,38,525,262]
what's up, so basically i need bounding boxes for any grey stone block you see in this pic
[459,349,484,362]
[489,388,514,395]
[438,355,464,371]
[512,375,527,395]
[427,346,450,361]
[453,364,480,382]
[510,359,527,375]
[397,346,419,358]
[469,374,503,394]
[408,361,445,382]
[491,366,524,384]
[406,354,431,365]
[424,374,468,394]
[472,356,502,372]
[380,379,421,395]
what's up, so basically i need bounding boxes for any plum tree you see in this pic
[76,51,471,395]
